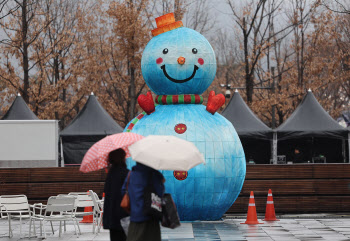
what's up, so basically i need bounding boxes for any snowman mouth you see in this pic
[161,65,199,83]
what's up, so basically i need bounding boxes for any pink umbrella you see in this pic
[80,133,144,173]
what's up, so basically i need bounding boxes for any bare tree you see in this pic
[183,0,216,35]
[226,0,289,103]
[37,0,87,126]
[287,0,317,89]
[320,0,350,15]
[213,29,243,91]
[97,0,152,124]
[0,0,52,103]
[0,1,20,21]
[151,0,186,21]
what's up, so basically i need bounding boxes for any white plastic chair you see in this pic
[89,190,103,234]
[0,203,11,237]
[56,194,81,234]
[68,192,94,218]
[29,196,80,238]
[28,203,55,237]
[0,195,31,238]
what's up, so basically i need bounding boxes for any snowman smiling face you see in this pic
[141,27,217,95]
[156,47,206,84]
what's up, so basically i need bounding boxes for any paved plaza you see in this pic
[2,217,350,241]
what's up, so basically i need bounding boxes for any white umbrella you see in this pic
[128,135,205,171]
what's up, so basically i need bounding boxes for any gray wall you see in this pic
[0,120,58,168]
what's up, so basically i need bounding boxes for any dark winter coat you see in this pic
[122,163,165,223]
[103,164,129,230]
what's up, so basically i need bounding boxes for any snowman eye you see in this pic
[163,48,168,54]
[192,48,198,54]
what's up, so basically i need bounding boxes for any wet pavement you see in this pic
[1,217,350,240]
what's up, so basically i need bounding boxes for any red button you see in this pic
[174,123,187,134]
[174,171,188,180]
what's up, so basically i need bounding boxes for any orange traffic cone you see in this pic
[80,206,93,223]
[263,189,279,221]
[80,191,94,223]
[241,191,263,225]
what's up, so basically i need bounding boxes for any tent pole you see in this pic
[311,137,314,163]
[342,139,346,163]
[273,132,277,164]
[348,132,350,163]
[60,137,64,167]
[271,139,273,164]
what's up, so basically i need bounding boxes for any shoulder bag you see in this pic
[120,172,131,213]
[161,193,180,229]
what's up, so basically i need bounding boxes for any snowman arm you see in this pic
[137,91,156,115]
[206,91,225,115]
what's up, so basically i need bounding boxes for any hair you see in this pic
[108,148,127,168]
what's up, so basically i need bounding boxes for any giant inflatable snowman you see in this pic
[125,13,246,221]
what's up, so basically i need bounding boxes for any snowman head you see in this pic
[141,13,216,95]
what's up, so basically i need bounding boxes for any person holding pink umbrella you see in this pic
[103,148,129,241]
[79,133,145,241]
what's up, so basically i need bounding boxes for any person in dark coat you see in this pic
[122,163,165,241]
[103,148,129,241]
[292,147,304,163]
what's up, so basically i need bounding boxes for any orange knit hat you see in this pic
[151,13,183,37]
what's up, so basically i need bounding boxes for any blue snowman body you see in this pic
[126,104,245,220]
[125,22,246,221]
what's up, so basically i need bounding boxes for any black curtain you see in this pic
[62,135,106,165]
[241,138,271,164]
[278,137,344,163]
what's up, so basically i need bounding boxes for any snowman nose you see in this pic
[177,57,185,65]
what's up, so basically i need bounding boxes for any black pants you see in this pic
[110,228,126,241]
[126,220,161,241]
